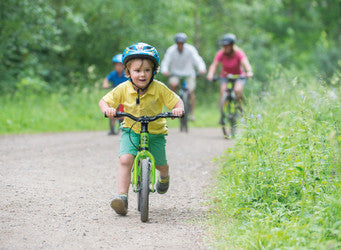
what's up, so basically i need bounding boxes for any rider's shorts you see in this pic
[169,76,195,92]
[220,77,246,86]
[119,128,167,166]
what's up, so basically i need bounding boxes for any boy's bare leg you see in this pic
[156,164,169,178]
[118,154,135,194]
[156,164,170,194]
[111,154,134,215]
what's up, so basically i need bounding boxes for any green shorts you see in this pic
[119,128,167,166]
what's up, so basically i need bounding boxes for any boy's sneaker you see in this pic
[110,194,128,215]
[156,176,170,194]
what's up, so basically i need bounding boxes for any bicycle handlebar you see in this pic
[226,74,246,80]
[212,74,247,82]
[105,111,182,121]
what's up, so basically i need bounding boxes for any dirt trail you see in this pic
[0,128,232,249]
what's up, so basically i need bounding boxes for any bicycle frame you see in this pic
[220,74,245,138]
[132,129,156,193]
[109,112,180,193]
[223,74,245,107]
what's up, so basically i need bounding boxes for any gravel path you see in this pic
[0,128,232,249]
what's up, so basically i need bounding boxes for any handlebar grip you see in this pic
[167,111,184,118]
[168,111,183,117]
[115,111,124,117]
[104,111,125,118]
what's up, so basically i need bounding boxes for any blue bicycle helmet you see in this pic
[112,54,123,63]
[122,42,160,105]
[122,42,159,73]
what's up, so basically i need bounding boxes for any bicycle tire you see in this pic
[229,110,237,138]
[139,158,150,222]
[137,164,141,212]
[220,92,229,138]
[109,118,121,135]
[228,99,238,138]
[180,90,190,132]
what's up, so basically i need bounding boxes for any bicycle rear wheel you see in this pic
[139,158,150,222]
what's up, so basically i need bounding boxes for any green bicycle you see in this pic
[114,111,180,222]
[220,74,245,138]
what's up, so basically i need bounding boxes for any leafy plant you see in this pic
[206,69,340,248]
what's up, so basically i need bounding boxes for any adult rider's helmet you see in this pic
[174,33,187,43]
[112,54,123,63]
[122,42,159,74]
[220,33,237,45]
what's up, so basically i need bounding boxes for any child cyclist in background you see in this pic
[102,54,128,135]
[102,53,128,89]
[99,43,184,216]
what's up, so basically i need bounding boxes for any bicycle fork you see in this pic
[131,130,156,193]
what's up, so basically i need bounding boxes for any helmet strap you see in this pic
[130,75,155,105]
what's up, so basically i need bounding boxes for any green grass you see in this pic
[0,86,107,134]
[0,84,221,134]
[205,70,341,248]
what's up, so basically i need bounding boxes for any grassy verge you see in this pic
[0,86,107,134]
[205,71,340,248]
[0,83,221,134]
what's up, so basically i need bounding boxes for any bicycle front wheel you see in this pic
[228,98,239,137]
[180,90,190,132]
[220,92,229,138]
[139,158,150,222]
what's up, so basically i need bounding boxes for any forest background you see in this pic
[1,0,340,95]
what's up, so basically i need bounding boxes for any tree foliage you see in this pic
[1,0,340,93]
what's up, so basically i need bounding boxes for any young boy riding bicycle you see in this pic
[99,42,184,216]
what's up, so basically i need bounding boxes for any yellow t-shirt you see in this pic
[102,80,180,134]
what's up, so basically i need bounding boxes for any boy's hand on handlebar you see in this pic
[104,108,116,118]
[172,107,184,118]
